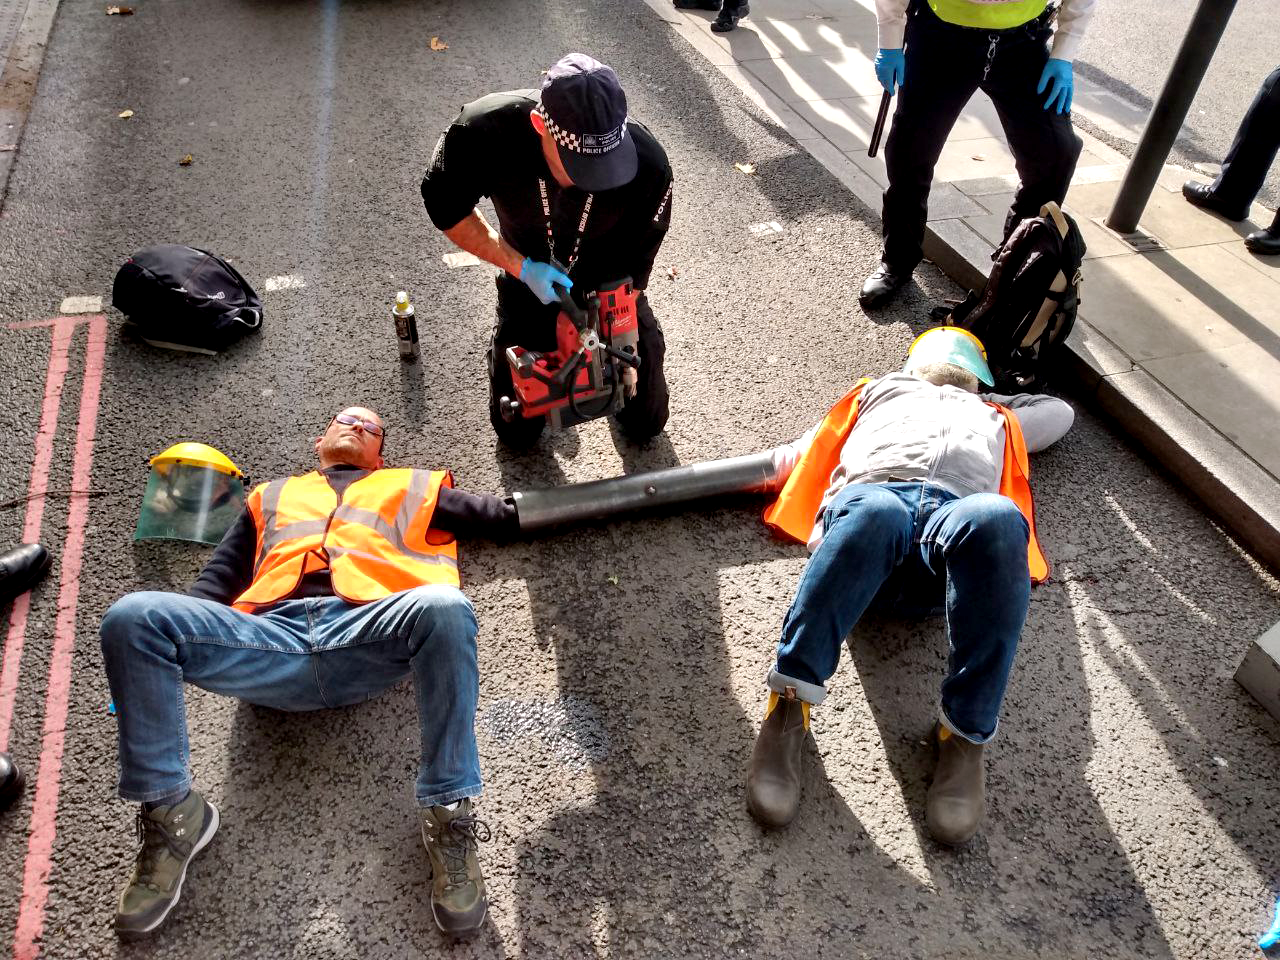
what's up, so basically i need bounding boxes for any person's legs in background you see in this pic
[864,6,981,308]
[982,17,1083,240]
[1187,66,1280,222]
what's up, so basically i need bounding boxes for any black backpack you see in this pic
[933,202,1085,393]
[113,244,262,354]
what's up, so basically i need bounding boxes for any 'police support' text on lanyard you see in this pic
[538,177,594,276]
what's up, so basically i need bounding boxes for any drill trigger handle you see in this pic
[555,283,588,330]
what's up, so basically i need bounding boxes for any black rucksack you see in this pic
[113,244,262,354]
[933,202,1085,393]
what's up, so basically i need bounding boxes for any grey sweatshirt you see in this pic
[773,373,1075,550]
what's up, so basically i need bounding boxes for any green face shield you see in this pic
[135,445,246,545]
[903,326,995,387]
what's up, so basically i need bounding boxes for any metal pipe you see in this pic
[1105,0,1239,234]
[511,450,785,532]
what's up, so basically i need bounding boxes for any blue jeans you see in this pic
[99,585,481,807]
[772,482,1031,743]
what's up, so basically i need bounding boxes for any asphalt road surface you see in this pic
[1075,0,1280,211]
[0,0,1278,958]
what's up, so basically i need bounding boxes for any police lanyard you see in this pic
[538,177,594,275]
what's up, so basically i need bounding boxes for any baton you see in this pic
[868,90,892,159]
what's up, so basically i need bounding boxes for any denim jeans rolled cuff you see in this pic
[417,783,483,809]
[119,774,194,805]
[767,667,827,706]
[939,705,998,745]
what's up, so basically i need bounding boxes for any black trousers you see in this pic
[1213,64,1280,227]
[490,290,669,441]
[882,3,1083,271]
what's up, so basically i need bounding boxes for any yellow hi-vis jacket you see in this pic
[928,0,1047,31]
[762,382,1049,584]
[233,468,460,612]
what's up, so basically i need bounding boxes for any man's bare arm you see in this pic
[444,210,525,278]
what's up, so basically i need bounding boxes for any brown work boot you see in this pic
[925,723,986,846]
[420,798,490,938]
[745,686,810,828]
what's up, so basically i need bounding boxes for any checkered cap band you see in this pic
[537,103,627,156]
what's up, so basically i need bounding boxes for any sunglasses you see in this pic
[332,413,385,437]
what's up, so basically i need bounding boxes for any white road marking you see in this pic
[264,274,305,292]
[443,251,484,269]
[59,295,102,314]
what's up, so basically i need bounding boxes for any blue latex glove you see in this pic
[874,48,905,96]
[519,258,572,305]
[1260,897,1280,949]
[1038,58,1073,114]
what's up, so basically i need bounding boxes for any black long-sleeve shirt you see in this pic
[420,90,673,323]
[189,465,518,606]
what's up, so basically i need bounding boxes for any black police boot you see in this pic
[859,262,911,310]
[1245,210,1280,256]
[0,752,25,811]
[1181,181,1250,222]
[0,543,51,608]
[673,0,720,7]
[711,1,749,31]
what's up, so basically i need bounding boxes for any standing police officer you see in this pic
[860,0,1096,309]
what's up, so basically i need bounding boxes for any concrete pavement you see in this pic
[649,0,1280,572]
[0,0,1277,958]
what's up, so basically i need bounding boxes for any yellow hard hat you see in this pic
[149,442,243,477]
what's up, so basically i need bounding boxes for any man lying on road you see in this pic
[421,52,674,448]
[747,327,1073,845]
[101,407,516,940]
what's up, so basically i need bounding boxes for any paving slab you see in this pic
[1143,339,1280,479]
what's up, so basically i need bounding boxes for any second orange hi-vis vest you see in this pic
[762,382,1049,583]
[234,468,460,612]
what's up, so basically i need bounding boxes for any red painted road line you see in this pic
[0,318,77,752]
[12,315,107,960]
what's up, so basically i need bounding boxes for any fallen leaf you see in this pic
[606,574,620,586]
[971,154,986,161]
[430,36,448,51]
[734,161,756,175]
[105,5,134,13]
[117,108,133,119]
[178,153,193,166]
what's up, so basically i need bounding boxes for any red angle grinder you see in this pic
[498,277,641,431]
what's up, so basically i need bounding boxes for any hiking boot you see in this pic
[115,790,219,938]
[711,2,749,31]
[925,723,985,846]
[745,686,809,828]
[420,798,490,938]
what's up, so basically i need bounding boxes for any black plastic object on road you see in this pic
[933,201,1085,393]
[868,91,892,159]
[511,450,785,532]
[392,291,420,361]
[112,244,262,354]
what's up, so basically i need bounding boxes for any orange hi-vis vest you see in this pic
[762,381,1049,584]
[233,468,460,612]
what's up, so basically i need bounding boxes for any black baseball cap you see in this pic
[537,53,638,192]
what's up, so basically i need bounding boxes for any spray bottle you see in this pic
[392,290,419,361]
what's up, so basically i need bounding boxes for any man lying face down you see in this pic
[748,328,1074,845]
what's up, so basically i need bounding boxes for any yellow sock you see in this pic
[764,690,810,728]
